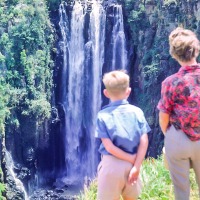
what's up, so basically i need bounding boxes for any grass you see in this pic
[0,182,5,200]
[77,155,199,200]
[0,168,5,200]
[77,179,97,200]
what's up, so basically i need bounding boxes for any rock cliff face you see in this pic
[123,0,200,157]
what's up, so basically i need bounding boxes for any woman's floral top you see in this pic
[157,64,200,141]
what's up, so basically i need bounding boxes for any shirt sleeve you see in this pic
[95,113,109,139]
[157,80,173,114]
[139,110,151,135]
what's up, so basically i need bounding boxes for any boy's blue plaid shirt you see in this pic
[95,99,151,155]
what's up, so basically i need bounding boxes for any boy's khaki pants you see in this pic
[97,155,142,200]
[165,125,200,200]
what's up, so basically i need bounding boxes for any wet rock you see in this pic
[29,188,76,200]
[55,188,65,193]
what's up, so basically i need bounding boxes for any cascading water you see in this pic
[85,0,106,175]
[58,3,69,103]
[56,0,128,187]
[5,151,29,200]
[111,4,128,70]
[64,1,85,183]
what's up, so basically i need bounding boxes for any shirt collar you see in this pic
[103,99,129,109]
[178,64,200,73]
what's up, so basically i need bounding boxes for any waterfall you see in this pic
[84,0,106,176]
[111,4,128,70]
[5,151,29,200]
[58,3,69,103]
[58,1,87,184]
[65,1,85,183]
[56,0,127,186]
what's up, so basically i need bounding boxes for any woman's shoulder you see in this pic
[162,72,179,85]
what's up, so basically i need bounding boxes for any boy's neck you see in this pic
[104,87,131,102]
[110,97,127,102]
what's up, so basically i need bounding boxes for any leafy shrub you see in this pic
[0,0,54,135]
[0,168,5,200]
[163,0,177,6]
[0,79,9,134]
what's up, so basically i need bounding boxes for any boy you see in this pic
[95,70,150,200]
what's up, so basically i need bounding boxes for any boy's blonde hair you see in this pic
[169,27,200,62]
[103,70,129,94]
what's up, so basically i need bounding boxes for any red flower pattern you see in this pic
[157,64,200,141]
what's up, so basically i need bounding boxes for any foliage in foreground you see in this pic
[0,168,5,200]
[77,155,199,200]
[0,183,5,200]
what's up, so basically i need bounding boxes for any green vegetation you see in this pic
[163,0,177,6]
[0,0,54,135]
[0,183,5,200]
[77,156,199,200]
[125,1,150,44]
[0,168,5,200]
[0,78,9,133]
[77,179,97,200]
[0,1,54,196]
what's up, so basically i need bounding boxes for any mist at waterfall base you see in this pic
[38,0,128,194]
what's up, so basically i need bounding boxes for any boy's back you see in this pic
[96,99,150,155]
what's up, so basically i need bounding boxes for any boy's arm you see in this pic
[128,133,148,184]
[101,138,136,164]
[159,111,170,135]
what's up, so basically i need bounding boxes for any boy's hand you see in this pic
[101,138,137,164]
[128,133,148,184]
[128,166,140,185]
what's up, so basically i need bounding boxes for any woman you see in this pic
[157,27,200,200]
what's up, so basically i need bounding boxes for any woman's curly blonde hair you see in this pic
[169,27,200,62]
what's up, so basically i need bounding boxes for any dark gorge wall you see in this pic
[123,0,200,157]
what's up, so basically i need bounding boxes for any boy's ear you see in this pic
[126,87,131,97]
[103,89,110,98]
